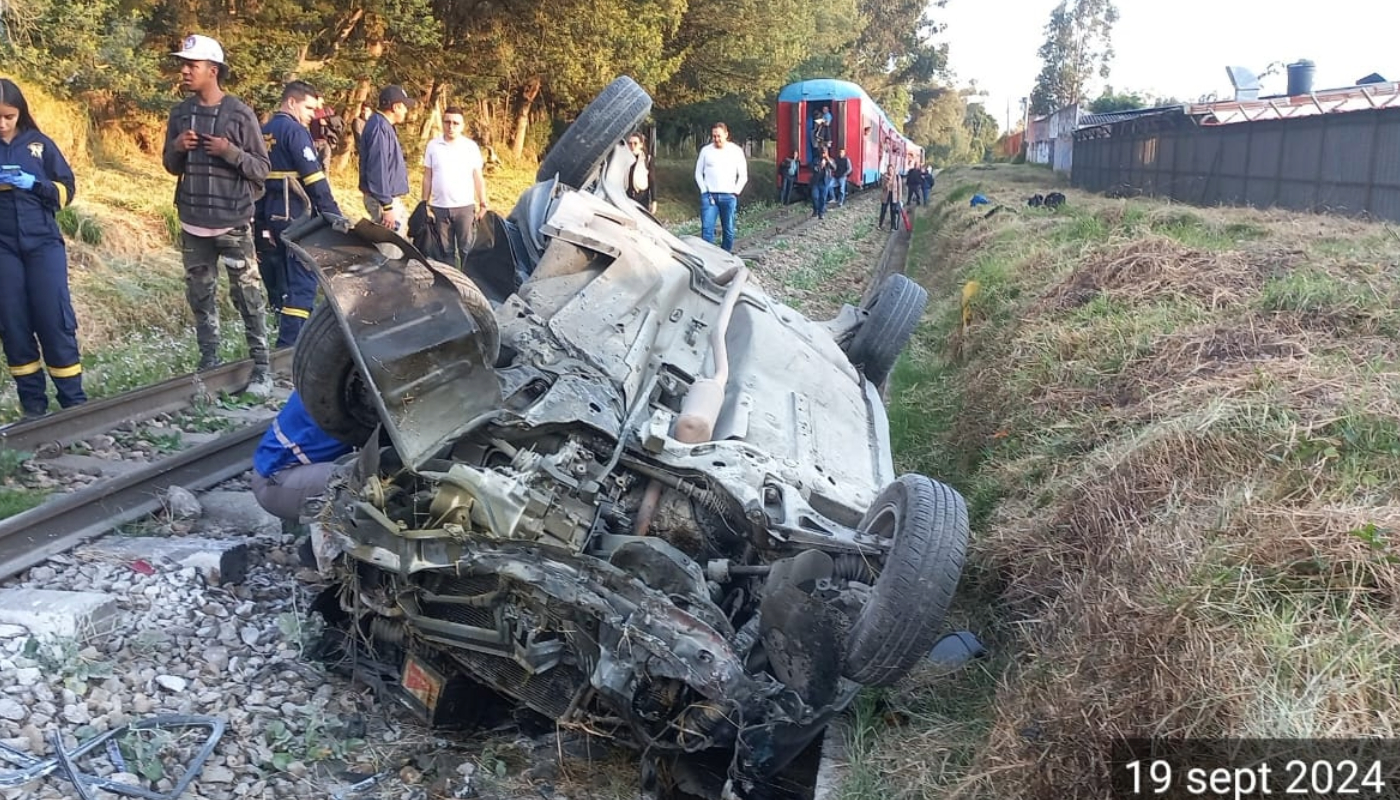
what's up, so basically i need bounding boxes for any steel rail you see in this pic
[0,348,292,455]
[733,206,824,259]
[0,421,269,582]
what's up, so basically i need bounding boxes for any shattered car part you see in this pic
[0,715,226,800]
[284,75,970,799]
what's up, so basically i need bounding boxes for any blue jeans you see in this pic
[780,174,796,204]
[836,178,849,205]
[700,192,738,251]
[811,178,829,217]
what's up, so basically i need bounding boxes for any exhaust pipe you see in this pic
[636,265,749,535]
[673,265,749,444]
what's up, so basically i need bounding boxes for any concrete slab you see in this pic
[38,453,146,479]
[180,432,223,447]
[812,717,850,800]
[76,535,250,585]
[0,588,119,641]
[194,490,281,537]
[213,406,278,424]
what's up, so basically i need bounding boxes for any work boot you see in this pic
[245,365,274,399]
[197,350,221,371]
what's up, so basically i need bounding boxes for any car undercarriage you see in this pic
[282,76,971,799]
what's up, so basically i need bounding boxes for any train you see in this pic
[775,78,924,199]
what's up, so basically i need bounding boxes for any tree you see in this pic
[1028,0,1118,116]
[1087,88,1145,113]
[849,0,949,122]
[906,87,999,167]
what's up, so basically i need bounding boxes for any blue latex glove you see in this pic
[0,170,36,191]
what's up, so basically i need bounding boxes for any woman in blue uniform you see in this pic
[0,78,85,420]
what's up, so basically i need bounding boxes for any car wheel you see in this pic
[293,266,500,446]
[843,474,968,687]
[536,76,652,189]
[292,303,380,446]
[845,273,927,386]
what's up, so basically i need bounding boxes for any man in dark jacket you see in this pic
[833,147,852,206]
[359,85,415,233]
[779,150,798,205]
[258,80,346,348]
[162,34,273,396]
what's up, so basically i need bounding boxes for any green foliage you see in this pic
[1029,0,1119,116]
[118,727,176,783]
[57,206,103,245]
[3,0,972,166]
[908,87,1001,166]
[2,0,168,114]
[261,714,364,770]
[0,488,44,520]
[1088,87,1147,113]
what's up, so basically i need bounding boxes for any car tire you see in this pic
[536,76,652,189]
[293,303,379,446]
[293,266,500,446]
[842,474,968,688]
[845,273,927,386]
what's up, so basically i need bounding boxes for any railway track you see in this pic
[0,348,293,582]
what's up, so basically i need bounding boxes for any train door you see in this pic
[831,100,847,153]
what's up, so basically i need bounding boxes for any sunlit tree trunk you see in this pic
[510,76,540,158]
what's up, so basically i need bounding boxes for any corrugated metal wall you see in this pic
[1071,107,1400,222]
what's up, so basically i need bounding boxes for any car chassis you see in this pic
[281,77,970,799]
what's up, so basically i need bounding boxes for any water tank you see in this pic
[1287,59,1315,96]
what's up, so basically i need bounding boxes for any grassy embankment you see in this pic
[836,162,1400,798]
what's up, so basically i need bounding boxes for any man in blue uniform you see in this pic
[0,78,86,418]
[251,390,353,522]
[257,81,346,347]
[252,390,355,573]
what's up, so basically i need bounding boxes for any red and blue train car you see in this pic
[775,78,924,197]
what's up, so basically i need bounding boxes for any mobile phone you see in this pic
[0,165,20,176]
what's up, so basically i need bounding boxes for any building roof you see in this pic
[1188,80,1400,125]
[1077,105,1186,128]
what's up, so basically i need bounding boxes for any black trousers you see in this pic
[429,205,477,268]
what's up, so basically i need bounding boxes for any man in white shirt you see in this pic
[421,106,489,267]
[693,122,748,252]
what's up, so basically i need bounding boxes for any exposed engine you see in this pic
[312,423,887,797]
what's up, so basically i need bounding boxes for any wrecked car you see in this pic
[281,76,969,799]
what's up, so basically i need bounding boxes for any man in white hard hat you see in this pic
[161,34,274,397]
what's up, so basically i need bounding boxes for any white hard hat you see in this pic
[172,34,225,65]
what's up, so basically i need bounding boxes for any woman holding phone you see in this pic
[0,78,85,420]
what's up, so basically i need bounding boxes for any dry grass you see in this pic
[869,164,1400,799]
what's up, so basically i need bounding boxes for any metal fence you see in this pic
[1071,107,1400,223]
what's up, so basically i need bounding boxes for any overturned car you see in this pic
[282,77,969,798]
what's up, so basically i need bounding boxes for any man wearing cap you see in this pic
[359,85,415,232]
[161,34,274,397]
